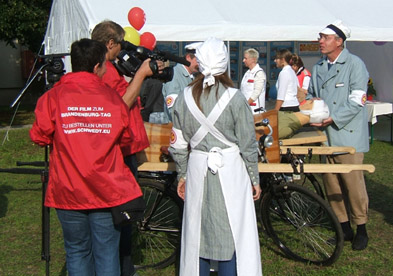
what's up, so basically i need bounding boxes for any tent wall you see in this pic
[348,42,393,102]
[44,0,393,55]
[44,0,393,101]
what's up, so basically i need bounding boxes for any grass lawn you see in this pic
[1,122,393,275]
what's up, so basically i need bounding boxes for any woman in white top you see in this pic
[240,48,267,113]
[274,49,300,112]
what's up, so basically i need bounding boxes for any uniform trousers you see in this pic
[323,152,369,225]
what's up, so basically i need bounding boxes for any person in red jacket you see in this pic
[92,20,160,276]
[30,38,141,276]
[291,54,311,105]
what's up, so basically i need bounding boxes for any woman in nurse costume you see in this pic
[169,37,263,276]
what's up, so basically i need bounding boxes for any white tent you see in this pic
[44,0,393,54]
[44,0,393,102]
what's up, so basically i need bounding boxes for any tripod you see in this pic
[0,53,68,276]
[0,151,50,276]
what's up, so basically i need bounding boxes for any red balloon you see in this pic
[140,32,156,50]
[128,7,146,31]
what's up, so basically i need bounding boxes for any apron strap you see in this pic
[184,87,237,148]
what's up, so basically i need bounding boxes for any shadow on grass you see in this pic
[58,262,67,276]
[0,184,42,218]
[258,224,289,260]
[0,185,12,218]
[365,176,393,226]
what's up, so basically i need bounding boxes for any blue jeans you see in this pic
[199,253,237,276]
[56,209,121,276]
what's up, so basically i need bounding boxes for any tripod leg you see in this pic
[41,146,50,276]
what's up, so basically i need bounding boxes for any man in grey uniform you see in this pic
[162,42,201,122]
[308,20,370,250]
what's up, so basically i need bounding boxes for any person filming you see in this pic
[30,38,142,276]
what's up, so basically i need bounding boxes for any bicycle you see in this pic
[256,118,343,266]
[133,170,183,269]
[134,117,343,269]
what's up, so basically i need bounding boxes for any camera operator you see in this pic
[158,42,201,123]
[91,20,162,276]
[30,38,141,276]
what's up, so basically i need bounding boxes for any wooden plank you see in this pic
[258,163,375,173]
[138,162,176,172]
[280,146,356,155]
[137,162,375,173]
[254,110,280,163]
[280,127,327,146]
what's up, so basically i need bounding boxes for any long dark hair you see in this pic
[190,71,234,111]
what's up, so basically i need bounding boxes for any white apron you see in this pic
[179,87,262,276]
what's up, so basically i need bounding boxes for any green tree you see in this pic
[0,0,52,53]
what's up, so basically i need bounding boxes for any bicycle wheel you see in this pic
[133,178,183,269]
[261,183,343,266]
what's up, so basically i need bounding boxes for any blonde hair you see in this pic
[244,48,259,60]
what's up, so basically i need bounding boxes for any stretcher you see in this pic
[137,110,375,174]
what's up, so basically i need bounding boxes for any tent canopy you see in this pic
[44,0,393,54]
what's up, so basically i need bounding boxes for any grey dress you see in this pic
[169,82,259,260]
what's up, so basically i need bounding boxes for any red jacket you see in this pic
[102,61,149,155]
[30,72,142,209]
[297,67,311,88]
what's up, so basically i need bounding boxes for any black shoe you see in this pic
[327,229,353,245]
[344,229,354,242]
[352,233,368,250]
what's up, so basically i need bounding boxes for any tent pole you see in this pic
[227,41,231,78]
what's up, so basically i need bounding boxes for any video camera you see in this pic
[38,53,68,87]
[115,40,191,82]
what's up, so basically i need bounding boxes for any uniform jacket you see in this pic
[308,48,369,152]
[102,61,149,155]
[162,63,193,121]
[30,72,142,209]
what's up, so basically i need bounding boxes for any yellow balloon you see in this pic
[123,26,140,46]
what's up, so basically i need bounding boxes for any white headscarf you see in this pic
[195,37,228,88]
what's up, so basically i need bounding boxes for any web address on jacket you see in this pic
[63,128,111,134]
[62,122,112,134]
